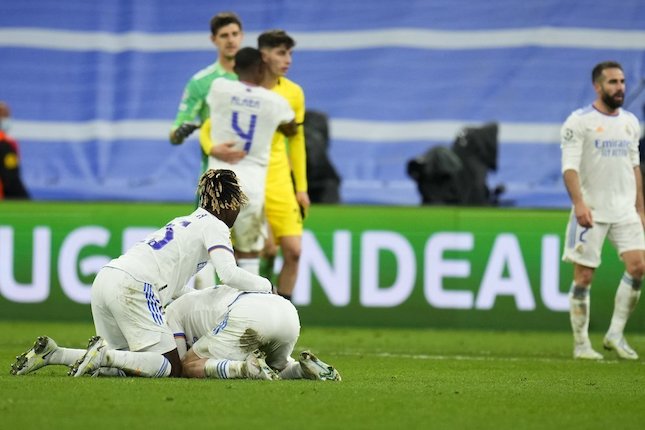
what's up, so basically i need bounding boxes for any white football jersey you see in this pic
[561,105,641,223]
[206,78,294,167]
[166,285,259,349]
[106,208,270,305]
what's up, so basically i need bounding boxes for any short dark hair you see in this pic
[210,12,242,36]
[258,29,295,50]
[234,47,263,75]
[592,61,623,83]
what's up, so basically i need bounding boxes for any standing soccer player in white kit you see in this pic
[166,285,341,381]
[206,47,297,275]
[11,169,272,377]
[561,61,645,360]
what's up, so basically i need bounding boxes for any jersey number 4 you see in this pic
[232,111,257,153]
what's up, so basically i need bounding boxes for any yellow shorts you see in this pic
[265,169,303,240]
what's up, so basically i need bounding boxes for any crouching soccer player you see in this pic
[166,285,341,381]
[10,169,272,377]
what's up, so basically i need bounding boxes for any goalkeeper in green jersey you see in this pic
[170,12,246,170]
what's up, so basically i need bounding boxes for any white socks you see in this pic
[569,283,591,346]
[204,358,243,379]
[238,258,260,275]
[279,361,304,380]
[569,272,642,345]
[104,350,171,378]
[48,347,86,366]
[607,273,641,338]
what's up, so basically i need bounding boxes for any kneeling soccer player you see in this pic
[166,285,341,381]
[11,169,271,377]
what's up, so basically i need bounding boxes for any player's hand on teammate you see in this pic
[210,141,246,164]
[171,122,200,145]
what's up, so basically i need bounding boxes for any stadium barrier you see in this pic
[0,202,643,332]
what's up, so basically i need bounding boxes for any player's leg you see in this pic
[258,294,300,373]
[259,223,279,283]
[277,235,301,300]
[562,215,607,359]
[255,295,340,381]
[10,336,86,375]
[232,184,266,275]
[569,264,602,359]
[265,175,303,300]
[183,347,278,380]
[603,220,645,359]
[71,268,176,377]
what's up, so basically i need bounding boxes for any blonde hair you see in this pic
[197,169,248,214]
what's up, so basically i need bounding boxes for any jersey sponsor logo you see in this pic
[594,139,630,157]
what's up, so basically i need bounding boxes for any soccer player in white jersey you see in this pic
[206,47,297,276]
[11,169,272,378]
[166,285,341,381]
[561,61,645,360]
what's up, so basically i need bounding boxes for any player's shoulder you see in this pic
[191,63,219,81]
[191,207,224,227]
[620,108,639,123]
[210,77,238,91]
[571,104,595,118]
[564,105,594,125]
[192,63,236,86]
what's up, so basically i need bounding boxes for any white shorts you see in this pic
[230,164,267,253]
[90,267,177,353]
[192,293,300,371]
[562,211,645,268]
[231,195,266,253]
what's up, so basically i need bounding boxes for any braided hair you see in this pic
[197,169,248,215]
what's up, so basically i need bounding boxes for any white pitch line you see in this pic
[335,350,643,365]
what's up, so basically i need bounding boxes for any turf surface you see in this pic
[1,322,644,430]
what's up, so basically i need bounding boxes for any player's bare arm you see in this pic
[563,169,593,228]
[199,118,246,163]
[210,142,246,163]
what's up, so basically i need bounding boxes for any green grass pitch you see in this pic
[1,321,644,430]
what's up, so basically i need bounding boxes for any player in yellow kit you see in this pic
[258,30,309,301]
[199,30,308,300]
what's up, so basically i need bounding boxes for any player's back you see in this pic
[206,79,294,167]
[106,208,230,305]
[166,285,254,348]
